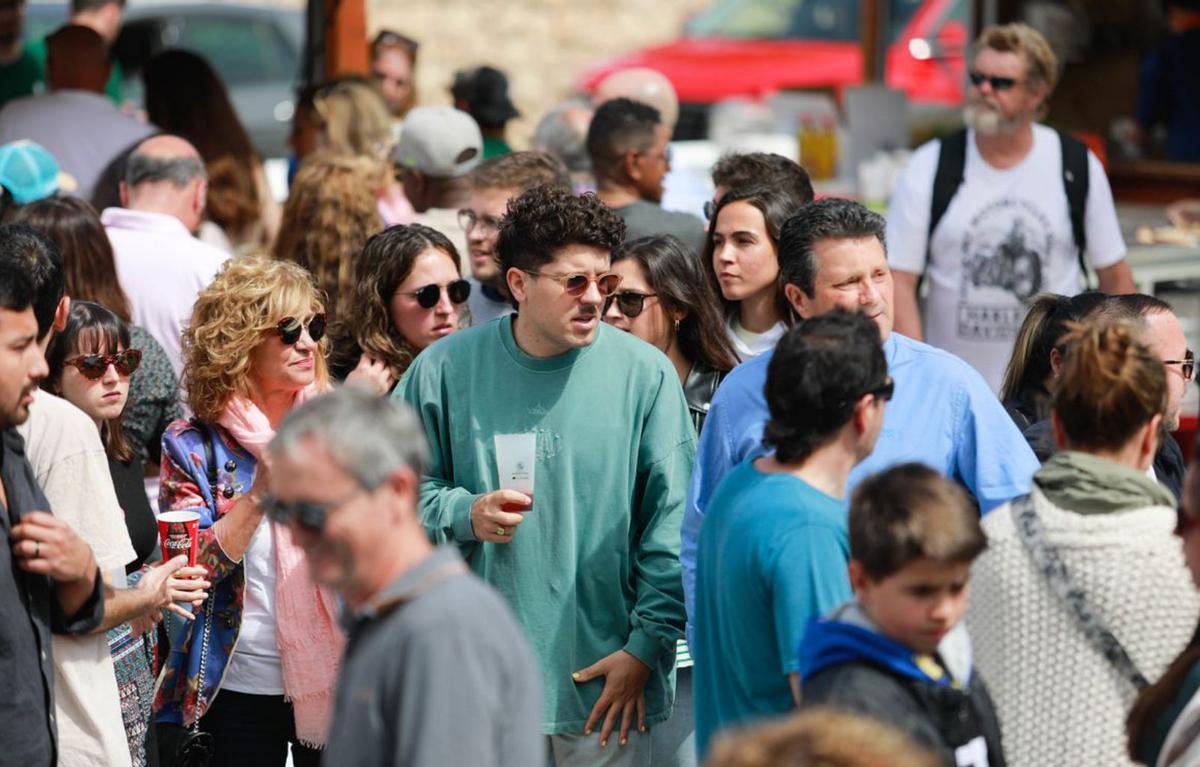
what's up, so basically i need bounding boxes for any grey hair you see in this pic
[124,152,206,188]
[533,98,592,175]
[269,387,429,489]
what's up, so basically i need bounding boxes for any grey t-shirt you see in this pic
[324,546,543,767]
[614,200,707,256]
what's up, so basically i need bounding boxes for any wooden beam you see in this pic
[324,0,368,80]
[860,0,888,83]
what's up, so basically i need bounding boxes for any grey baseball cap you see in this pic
[393,106,483,178]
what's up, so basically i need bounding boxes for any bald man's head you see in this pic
[122,134,208,232]
[46,24,110,92]
[593,68,679,131]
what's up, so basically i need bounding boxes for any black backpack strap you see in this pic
[929,128,968,245]
[1057,130,1090,284]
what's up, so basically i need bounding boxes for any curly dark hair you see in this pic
[763,311,886,463]
[496,185,625,306]
[328,224,461,382]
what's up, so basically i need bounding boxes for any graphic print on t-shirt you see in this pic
[956,198,1053,343]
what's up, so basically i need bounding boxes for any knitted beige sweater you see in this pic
[967,485,1200,767]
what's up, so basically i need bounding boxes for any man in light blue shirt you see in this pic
[682,199,1038,639]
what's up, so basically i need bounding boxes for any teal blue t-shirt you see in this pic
[692,460,852,760]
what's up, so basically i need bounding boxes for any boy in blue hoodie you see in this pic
[798,464,1006,767]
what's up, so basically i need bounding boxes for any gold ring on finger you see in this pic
[496,525,507,536]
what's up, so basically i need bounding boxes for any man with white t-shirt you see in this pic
[888,23,1135,392]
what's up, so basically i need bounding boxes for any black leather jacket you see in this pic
[684,363,725,435]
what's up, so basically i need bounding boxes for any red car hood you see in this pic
[580,38,862,103]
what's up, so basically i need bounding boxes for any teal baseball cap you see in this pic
[0,140,77,203]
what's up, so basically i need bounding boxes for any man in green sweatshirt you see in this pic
[397,185,694,766]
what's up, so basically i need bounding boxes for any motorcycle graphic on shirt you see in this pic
[965,219,1043,300]
[955,198,1054,342]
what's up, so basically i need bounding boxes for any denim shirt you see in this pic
[153,419,256,727]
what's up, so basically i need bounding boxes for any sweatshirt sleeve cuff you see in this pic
[624,628,668,668]
[451,492,480,542]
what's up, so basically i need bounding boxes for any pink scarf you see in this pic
[218,384,345,748]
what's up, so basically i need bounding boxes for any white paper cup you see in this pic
[494,433,535,511]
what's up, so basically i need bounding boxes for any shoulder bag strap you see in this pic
[1010,494,1148,690]
[187,418,219,732]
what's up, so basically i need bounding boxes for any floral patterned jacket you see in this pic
[153,418,256,727]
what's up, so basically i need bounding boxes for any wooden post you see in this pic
[324,0,368,79]
[860,0,888,83]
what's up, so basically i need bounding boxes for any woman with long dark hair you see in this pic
[142,49,281,251]
[328,223,468,393]
[604,234,738,433]
[702,184,800,361]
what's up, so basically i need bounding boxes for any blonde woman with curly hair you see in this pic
[154,256,341,766]
[273,152,384,324]
[328,223,468,393]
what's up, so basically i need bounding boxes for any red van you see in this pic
[580,0,969,138]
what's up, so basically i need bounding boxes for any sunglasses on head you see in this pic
[604,291,658,319]
[968,70,1018,91]
[276,314,326,346]
[398,280,471,309]
[66,349,142,380]
[525,270,622,297]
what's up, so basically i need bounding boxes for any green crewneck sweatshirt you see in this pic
[397,315,695,733]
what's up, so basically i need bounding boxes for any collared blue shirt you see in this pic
[681,332,1038,637]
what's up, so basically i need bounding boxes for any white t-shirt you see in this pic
[727,317,787,363]
[220,517,284,694]
[16,391,134,767]
[886,125,1126,392]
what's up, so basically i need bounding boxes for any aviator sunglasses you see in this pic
[604,291,658,319]
[397,280,472,309]
[276,314,327,345]
[66,349,142,380]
